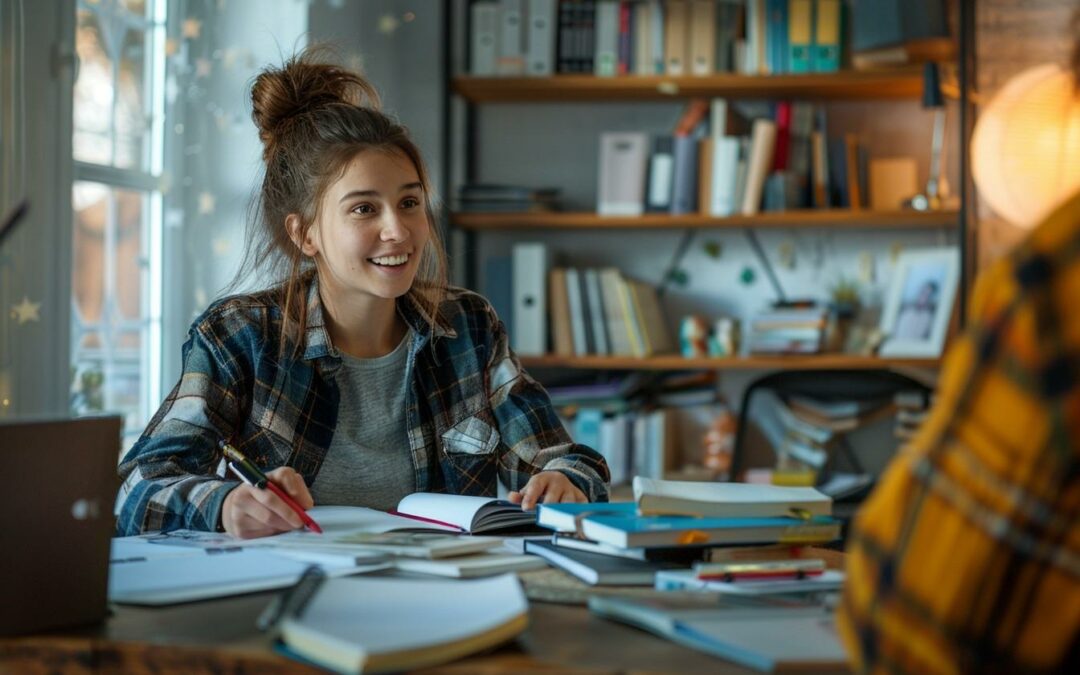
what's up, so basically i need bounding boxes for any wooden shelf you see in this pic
[520,354,939,371]
[451,70,924,103]
[451,209,959,231]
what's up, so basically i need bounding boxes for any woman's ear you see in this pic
[286,214,319,257]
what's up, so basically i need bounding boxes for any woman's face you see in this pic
[300,147,430,306]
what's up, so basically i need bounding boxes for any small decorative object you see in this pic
[679,315,710,358]
[879,248,959,358]
[823,277,861,352]
[739,266,755,285]
[710,317,739,356]
[702,406,736,479]
[667,268,690,287]
[703,240,723,259]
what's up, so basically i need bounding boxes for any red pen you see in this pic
[220,441,323,534]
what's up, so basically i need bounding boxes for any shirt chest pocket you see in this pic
[441,414,500,455]
[440,414,501,495]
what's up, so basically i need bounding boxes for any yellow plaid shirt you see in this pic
[839,190,1080,674]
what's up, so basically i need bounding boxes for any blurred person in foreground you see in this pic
[838,20,1080,675]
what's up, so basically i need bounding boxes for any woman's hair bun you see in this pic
[251,48,381,151]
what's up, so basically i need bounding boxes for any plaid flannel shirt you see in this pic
[116,276,610,535]
[839,191,1080,673]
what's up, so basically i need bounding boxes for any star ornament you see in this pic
[11,296,41,324]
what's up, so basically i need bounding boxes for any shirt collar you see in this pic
[300,273,455,364]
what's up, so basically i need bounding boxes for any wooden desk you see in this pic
[0,589,850,675]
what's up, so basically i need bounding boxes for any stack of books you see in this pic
[893,389,932,441]
[454,184,560,212]
[526,477,841,590]
[746,305,827,354]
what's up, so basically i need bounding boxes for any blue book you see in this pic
[537,501,637,533]
[578,514,841,549]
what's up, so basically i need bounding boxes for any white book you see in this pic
[279,574,529,674]
[109,550,313,605]
[633,477,832,518]
[597,131,649,216]
[394,552,548,578]
[598,268,633,356]
[564,268,589,355]
[496,0,525,75]
[708,136,741,216]
[583,268,610,355]
[525,0,557,75]
[470,2,500,75]
[654,568,845,595]
[512,242,548,355]
[649,0,666,74]
[598,413,629,485]
[593,0,620,76]
[632,1,653,76]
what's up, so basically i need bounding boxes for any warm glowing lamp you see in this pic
[971,64,1080,228]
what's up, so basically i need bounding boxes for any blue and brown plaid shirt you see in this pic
[116,276,610,535]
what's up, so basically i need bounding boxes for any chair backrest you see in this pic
[730,369,933,481]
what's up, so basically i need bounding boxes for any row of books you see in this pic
[549,267,676,357]
[469,0,845,77]
[598,98,872,219]
[453,183,561,212]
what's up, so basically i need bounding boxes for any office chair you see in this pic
[730,369,933,489]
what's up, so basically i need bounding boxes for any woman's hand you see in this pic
[508,471,587,511]
[222,467,314,539]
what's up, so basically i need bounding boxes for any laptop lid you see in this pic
[0,416,122,636]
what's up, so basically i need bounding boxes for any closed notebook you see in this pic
[525,539,686,586]
[578,513,842,549]
[633,477,832,519]
[536,500,638,533]
[277,574,529,674]
[588,595,846,672]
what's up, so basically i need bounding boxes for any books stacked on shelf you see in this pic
[556,373,724,486]
[468,0,846,77]
[454,183,561,212]
[548,267,675,358]
[893,388,932,441]
[746,304,827,354]
[530,479,841,586]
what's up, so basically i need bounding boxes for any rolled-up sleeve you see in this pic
[115,325,244,535]
[485,315,610,502]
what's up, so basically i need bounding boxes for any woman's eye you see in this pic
[353,203,376,215]
[401,197,420,209]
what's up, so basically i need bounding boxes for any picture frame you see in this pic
[878,248,960,358]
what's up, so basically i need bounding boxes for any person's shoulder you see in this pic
[190,287,283,338]
[436,286,501,340]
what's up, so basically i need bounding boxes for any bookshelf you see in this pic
[453,209,959,231]
[449,3,961,377]
[451,69,925,103]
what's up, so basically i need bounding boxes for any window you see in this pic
[71,0,166,443]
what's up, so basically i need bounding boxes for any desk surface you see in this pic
[1,588,851,675]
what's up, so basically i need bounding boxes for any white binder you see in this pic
[470,2,500,76]
[511,242,548,355]
[526,0,557,76]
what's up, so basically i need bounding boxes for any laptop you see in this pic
[0,416,122,636]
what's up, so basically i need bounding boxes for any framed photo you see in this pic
[879,248,960,358]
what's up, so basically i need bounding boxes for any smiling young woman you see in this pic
[115,47,610,539]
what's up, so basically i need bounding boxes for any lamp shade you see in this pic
[971,64,1080,228]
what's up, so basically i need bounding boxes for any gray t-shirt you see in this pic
[310,330,416,510]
